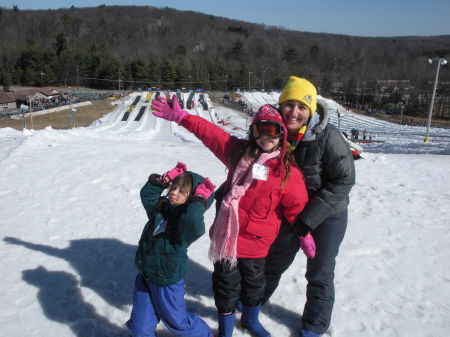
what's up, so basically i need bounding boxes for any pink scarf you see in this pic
[208,150,280,267]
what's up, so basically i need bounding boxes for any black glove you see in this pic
[148,173,169,188]
[293,218,311,237]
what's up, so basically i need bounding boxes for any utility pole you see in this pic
[361,80,366,106]
[29,96,33,129]
[248,72,252,92]
[261,68,269,89]
[118,69,121,91]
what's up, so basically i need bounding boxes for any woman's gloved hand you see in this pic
[299,232,316,259]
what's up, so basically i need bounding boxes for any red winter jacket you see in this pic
[181,115,309,258]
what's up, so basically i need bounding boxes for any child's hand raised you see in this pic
[151,95,187,125]
[161,162,187,183]
[194,178,216,199]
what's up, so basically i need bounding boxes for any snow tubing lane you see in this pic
[134,106,146,121]
[122,110,131,121]
[186,91,195,108]
[132,95,142,105]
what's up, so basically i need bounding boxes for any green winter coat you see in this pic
[135,171,214,286]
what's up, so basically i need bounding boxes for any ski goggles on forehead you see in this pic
[252,120,284,139]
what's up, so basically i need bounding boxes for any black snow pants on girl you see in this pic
[262,209,348,335]
[212,258,266,314]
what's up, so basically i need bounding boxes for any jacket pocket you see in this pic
[159,252,179,279]
[246,219,279,238]
[248,190,273,220]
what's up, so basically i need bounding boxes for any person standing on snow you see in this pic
[126,162,216,337]
[262,76,355,337]
[151,99,311,337]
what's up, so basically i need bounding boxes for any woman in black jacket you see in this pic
[263,76,355,337]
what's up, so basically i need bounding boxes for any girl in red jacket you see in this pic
[152,98,309,337]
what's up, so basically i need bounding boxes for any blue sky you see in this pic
[2,0,449,37]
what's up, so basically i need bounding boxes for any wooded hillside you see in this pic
[0,5,449,94]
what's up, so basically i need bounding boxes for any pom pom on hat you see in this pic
[278,76,317,115]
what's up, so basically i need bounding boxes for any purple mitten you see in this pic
[151,95,187,125]
[161,162,187,183]
[194,178,216,199]
[299,233,316,259]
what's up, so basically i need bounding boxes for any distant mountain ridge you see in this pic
[0,5,449,91]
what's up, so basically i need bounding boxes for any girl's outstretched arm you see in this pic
[152,94,245,166]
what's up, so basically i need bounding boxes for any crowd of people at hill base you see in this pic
[27,93,108,113]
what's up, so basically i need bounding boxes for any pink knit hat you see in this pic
[252,104,288,170]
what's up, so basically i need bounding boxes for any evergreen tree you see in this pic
[284,48,297,64]
[126,58,149,82]
[160,57,176,88]
[345,78,358,103]
[53,32,68,57]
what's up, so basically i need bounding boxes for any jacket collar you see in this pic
[302,97,330,141]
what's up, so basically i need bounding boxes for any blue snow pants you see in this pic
[126,274,212,337]
[263,209,348,335]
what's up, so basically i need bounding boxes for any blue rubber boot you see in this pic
[218,313,235,337]
[300,328,320,337]
[241,305,271,337]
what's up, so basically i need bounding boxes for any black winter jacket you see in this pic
[293,101,355,231]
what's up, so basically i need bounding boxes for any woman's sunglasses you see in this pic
[252,120,284,139]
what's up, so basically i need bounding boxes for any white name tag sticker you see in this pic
[252,163,269,181]
[153,219,168,236]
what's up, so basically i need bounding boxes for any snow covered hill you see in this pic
[0,92,449,336]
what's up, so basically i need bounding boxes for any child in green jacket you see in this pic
[126,162,216,337]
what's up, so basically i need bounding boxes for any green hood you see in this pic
[186,170,215,210]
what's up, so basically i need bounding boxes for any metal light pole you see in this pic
[28,96,33,129]
[248,72,252,92]
[425,58,447,142]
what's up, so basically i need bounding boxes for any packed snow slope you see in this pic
[0,91,449,337]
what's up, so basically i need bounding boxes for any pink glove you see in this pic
[161,162,187,183]
[194,178,216,199]
[151,95,188,125]
[299,233,316,259]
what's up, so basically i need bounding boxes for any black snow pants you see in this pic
[263,209,348,334]
[212,258,266,314]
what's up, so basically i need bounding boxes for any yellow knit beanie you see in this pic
[278,76,317,115]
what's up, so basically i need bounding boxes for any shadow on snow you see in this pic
[5,236,302,336]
